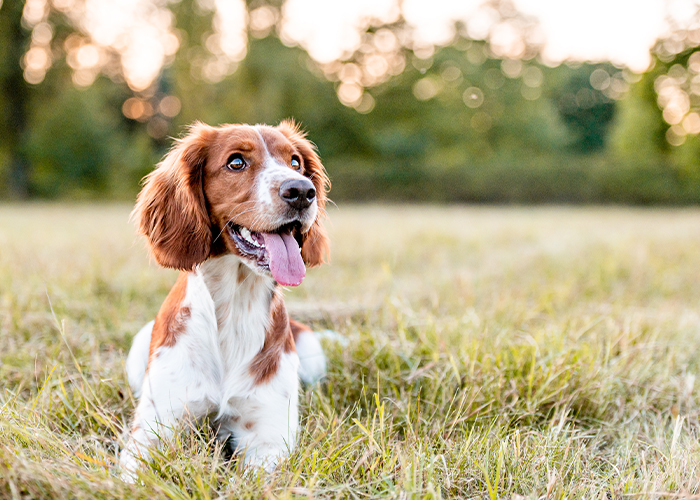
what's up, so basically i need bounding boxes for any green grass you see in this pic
[2,204,700,499]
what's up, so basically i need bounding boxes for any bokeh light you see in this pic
[122,97,153,122]
[337,82,363,106]
[522,65,543,87]
[590,68,611,90]
[463,87,484,108]
[249,5,278,39]
[413,77,441,100]
[355,93,376,114]
[442,64,463,84]
[501,58,523,78]
[21,0,52,85]
[655,54,700,138]
[521,85,541,100]
[158,96,181,118]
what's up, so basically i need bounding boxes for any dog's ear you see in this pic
[300,221,330,268]
[131,123,216,270]
[277,120,330,267]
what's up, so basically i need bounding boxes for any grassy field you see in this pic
[2,204,700,499]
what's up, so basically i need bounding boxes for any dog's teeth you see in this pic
[240,227,253,242]
[239,227,261,246]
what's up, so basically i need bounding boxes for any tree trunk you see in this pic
[1,0,30,198]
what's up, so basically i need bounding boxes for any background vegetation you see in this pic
[2,0,700,203]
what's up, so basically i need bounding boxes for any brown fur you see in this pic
[132,123,216,271]
[149,272,191,358]
[249,292,296,385]
[201,127,268,233]
[289,318,312,343]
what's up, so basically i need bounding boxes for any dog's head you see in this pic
[132,121,330,286]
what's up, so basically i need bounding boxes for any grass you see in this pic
[1,204,700,499]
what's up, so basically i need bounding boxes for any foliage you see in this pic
[23,84,146,198]
[553,65,616,152]
[0,1,699,203]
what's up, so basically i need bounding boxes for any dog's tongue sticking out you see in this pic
[261,231,306,286]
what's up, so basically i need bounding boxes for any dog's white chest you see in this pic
[195,256,276,407]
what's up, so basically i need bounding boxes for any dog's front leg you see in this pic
[119,352,216,482]
[222,353,300,472]
[119,396,183,483]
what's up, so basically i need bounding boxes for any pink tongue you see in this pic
[261,231,306,286]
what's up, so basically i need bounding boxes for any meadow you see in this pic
[1,204,700,499]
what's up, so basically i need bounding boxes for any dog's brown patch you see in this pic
[249,292,295,384]
[149,272,190,359]
[289,318,312,343]
[237,265,248,284]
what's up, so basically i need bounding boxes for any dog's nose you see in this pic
[279,178,316,210]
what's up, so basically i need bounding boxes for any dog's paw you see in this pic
[117,457,140,484]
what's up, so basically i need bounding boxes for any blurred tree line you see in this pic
[1,0,700,203]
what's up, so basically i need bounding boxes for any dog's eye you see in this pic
[291,155,301,170]
[226,153,246,171]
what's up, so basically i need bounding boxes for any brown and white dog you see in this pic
[119,121,330,480]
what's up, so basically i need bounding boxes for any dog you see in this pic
[119,121,330,481]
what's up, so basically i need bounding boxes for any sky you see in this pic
[281,0,697,72]
[514,0,679,71]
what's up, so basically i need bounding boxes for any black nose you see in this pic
[279,178,316,210]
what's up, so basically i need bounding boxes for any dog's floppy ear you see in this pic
[277,120,330,267]
[300,221,330,268]
[131,123,216,270]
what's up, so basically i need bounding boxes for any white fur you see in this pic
[126,320,154,399]
[120,258,311,481]
[253,126,318,232]
[295,330,327,385]
[256,160,309,208]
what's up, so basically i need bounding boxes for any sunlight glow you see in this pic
[197,0,248,83]
[21,0,52,84]
[77,0,178,91]
[279,0,678,72]
[514,0,667,71]
[280,0,400,63]
[19,0,700,93]
[20,0,180,90]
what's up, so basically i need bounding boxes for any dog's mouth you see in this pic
[227,222,305,286]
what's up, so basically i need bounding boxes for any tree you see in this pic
[0,0,31,197]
